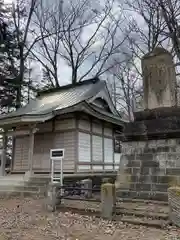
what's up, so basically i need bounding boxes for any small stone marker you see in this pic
[81,178,92,198]
[46,182,61,212]
[101,183,116,219]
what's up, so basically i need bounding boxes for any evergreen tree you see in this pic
[0,0,19,113]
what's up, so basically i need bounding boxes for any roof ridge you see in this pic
[37,77,100,97]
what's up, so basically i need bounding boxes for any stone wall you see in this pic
[117,138,180,201]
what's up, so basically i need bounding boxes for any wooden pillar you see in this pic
[28,125,36,174]
[0,131,7,176]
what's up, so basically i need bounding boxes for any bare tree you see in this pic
[158,0,180,63]
[60,0,129,85]
[108,0,166,119]
[108,57,142,121]
[30,0,65,87]
[32,0,129,86]
[126,0,180,69]
[123,0,180,106]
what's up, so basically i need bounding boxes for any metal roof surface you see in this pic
[0,80,106,119]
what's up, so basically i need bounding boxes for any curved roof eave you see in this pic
[0,101,124,129]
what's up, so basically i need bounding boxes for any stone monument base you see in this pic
[118,107,180,201]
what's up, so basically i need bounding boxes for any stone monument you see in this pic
[142,47,176,109]
[117,47,180,201]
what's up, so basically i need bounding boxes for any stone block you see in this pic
[143,147,156,153]
[132,167,141,175]
[115,172,131,189]
[167,175,180,187]
[45,182,62,212]
[158,175,171,184]
[152,183,168,192]
[117,190,168,201]
[135,183,151,191]
[129,183,136,191]
[152,192,168,201]
[142,160,159,167]
[139,167,149,175]
[167,153,180,167]
[137,141,146,148]
[150,167,166,175]
[157,146,171,152]
[150,175,158,183]
[127,160,141,168]
[138,191,168,201]
[124,167,133,174]
[138,175,151,183]
[130,148,141,154]
[81,179,92,198]
[136,153,153,161]
[167,139,177,146]
[101,183,116,219]
[116,190,137,199]
[169,146,177,152]
[156,139,167,146]
[166,168,180,176]
[154,153,167,163]
[144,146,170,154]
[126,155,136,161]
[130,175,139,182]
[120,155,129,168]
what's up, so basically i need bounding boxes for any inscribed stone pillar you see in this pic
[142,47,176,109]
[101,183,116,219]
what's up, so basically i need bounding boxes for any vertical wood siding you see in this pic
[77,116,116,172]
[92,121,102,134]
[55,118,76,130]
[13,118,76,172]
[78,132,91,162]
[33,131,76,172]
[13,136,29,170]
[92,135,103,162]
[33,133,54,170]
[104,126,113,137]
[104,138,113,163]
[53,131,75,171]
[78,119,91,131]
[37,121,53,133]
[13,115,117,173]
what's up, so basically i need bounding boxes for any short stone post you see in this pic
[81,178,92,198]
[45,182,62,212]
[101,182,116,219]
[0,132,7,176]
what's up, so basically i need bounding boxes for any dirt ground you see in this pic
[0,197,179,240]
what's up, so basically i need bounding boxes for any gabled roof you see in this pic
[0,79,124,127]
